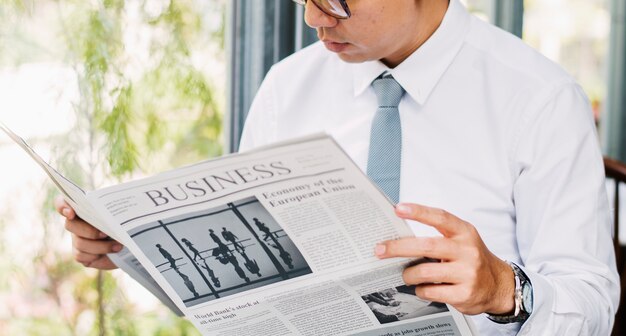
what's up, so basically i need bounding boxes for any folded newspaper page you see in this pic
[2,124,477,336]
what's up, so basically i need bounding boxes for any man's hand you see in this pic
[55,196,121,270]
[375,203,515,316]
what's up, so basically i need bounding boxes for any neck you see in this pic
[382,0,450,68]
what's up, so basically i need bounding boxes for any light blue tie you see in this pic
[367,75,405,203]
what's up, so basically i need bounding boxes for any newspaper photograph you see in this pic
[128,196,312,307]
[1,124,478,336]
[360,285,449,324]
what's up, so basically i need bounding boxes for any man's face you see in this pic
[304,0,447,67]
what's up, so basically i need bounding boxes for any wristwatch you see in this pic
[487,261,533,324]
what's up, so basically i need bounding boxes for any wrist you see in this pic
[486,258,516,315]
[487,261,534,324]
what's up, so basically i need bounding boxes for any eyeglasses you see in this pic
[292,0,351,20]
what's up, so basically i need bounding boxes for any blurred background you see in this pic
[0,0,623,335]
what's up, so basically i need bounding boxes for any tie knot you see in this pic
[372,76,405,108]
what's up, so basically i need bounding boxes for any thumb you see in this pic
[54,195,75,220]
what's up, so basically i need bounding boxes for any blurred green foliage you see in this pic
[0,0,225,335]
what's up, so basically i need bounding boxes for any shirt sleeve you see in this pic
[238,66,278,153]
[511,81,620,335]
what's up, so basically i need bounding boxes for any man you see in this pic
[57,0,619,334]
[221,227,244,253]
[156,244,177,270]
[254,217,273,242]
[181,238,202,261]
[208,229,224,247]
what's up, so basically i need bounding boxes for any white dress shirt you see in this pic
[239,0,620,334]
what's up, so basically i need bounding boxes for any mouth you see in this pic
[322,40,350,53]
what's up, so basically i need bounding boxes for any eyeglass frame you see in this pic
[292,0,352,20]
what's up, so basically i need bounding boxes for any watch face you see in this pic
[522,282,533,314]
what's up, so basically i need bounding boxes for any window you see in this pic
[523,0,611,123]
[0,1,225,334]
[461,0,494,22]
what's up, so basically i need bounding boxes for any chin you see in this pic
[337,53,374,64]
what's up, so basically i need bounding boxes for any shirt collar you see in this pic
[352,0,471,105]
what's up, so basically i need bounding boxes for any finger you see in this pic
[395,203,466,237]
[375,237,457,260]
[74,249,103,264]
[402,261,462,285]
[89,256,118,270]
[54,195,65,212]
[79,255,118,270]
[414,284,484,314]
[54,195,75,220]
[73,235,123,255]
[413,283,459,305]
[65,218,108,240]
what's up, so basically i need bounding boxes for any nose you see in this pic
[304,1,339,29]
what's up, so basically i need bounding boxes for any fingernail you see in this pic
[98,232,108,239]
[375,244,386,256]
[396,204,411,215]
[112,244,123,252]
[62,208,71,217]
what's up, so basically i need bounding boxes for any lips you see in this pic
[323,40,350,53]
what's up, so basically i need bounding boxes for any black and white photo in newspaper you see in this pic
[128,196,312,308]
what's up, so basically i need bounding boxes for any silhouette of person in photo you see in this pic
[227,253,250,283]
[222,227,244,253]
[240,251,262,277]
[210,229,250,283]
[254,218,273,241]
[182,238,202,261]
[176,269,199,298]
[199,259,221,288]
[156,244,177,270]
[209,229,230,254]
[253,218,294,269]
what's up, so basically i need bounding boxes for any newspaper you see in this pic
[1,123,478,336]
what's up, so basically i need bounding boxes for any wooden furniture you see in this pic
[605,157,626,336]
